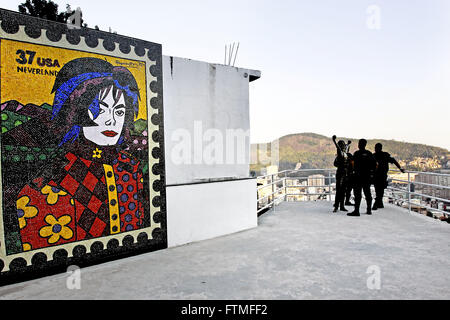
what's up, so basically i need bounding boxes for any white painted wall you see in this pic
[166,179,257,247]
[162,56,260,186]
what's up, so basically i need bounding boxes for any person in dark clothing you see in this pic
[344,166,355,206]
[332,136,352,212]
[372,143,405,210]
[347,139,377,216]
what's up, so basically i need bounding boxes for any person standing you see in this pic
[332,136,352,212]
[344,150,355,206]
[372,143,405,210]
[347,139,377,216]
[344,172,354,206]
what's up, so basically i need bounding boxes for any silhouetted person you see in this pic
[372,143,405,210]
[347,139,377,216]
[332,136,353,212]
[344,160,355,206]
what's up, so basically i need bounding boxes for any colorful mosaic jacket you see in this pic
[16,143,145,252]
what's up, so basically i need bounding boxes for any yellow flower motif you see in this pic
[23,243,32,251]
[39,214,74,244]
[41,185,67,205]
[93,148,102,158]
[17,196,38,229]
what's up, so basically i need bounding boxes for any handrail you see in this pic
[388,186,450,203]
[405,170,450,177]
[257,168,335,213]
[387,168,450,177]
[256,170,291,179]
[382,169,449,218]
[285,185,331,188]
[257,168,335,179]
[284,168,335,177]
[257,194,285,214]
[387,192,449,216]
[257,178,286,190]
[256,168,450,221]
[286,193,330,196]
[390,178,450,190]
[257,188,284,202]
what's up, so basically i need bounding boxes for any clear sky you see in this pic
[2,0,450,150]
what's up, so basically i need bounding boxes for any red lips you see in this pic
[101,130,118,137]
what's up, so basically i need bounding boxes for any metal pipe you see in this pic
[232,42,239,67]
[390,179,450,190]
[383,194,449,216]
[257,170,291,179]
[229,43,235,65]
[387,169,450,177]
[257,178,286,190]
[284,185,332,188]
[408,172,411,214]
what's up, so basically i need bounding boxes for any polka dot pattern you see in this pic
[120,193,129,203]
[113,151,144,232]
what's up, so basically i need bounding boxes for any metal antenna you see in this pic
[232,42,240,66]
[224,42,240,66]
[229,43,234,65]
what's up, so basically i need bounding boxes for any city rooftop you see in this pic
[0,201,449,300]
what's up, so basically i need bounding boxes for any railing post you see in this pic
[408,172,411,214]
[306,175,309,201]
[272,173,275,211]
[328,170,331,202]
[284,171,287,202]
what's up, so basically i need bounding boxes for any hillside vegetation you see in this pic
[251,133,449,173]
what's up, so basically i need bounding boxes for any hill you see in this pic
[251,133,450,174]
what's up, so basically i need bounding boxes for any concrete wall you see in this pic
[163,56,260,186]
[166,179,257,247]
[162,56,260,247]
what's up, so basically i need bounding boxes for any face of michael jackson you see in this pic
[82,85,127,146]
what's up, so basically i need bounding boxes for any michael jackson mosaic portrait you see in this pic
[0,9,166,282]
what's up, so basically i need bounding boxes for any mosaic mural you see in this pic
[0,9,166,284]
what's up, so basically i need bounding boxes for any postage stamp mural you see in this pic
[0,9,166,282]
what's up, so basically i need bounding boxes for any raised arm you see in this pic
[332,135,339,149]
[332,135,345,158]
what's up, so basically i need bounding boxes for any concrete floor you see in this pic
[0,201,449,299]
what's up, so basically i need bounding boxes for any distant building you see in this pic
[307,174,326,201]
[308,174,325,186]
[266,165,279,176]
[408,157,441,170]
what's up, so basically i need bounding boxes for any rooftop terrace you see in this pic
[0,201,449,300]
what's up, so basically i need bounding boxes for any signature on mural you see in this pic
[114,60,146,69]
[13,57,148,251]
